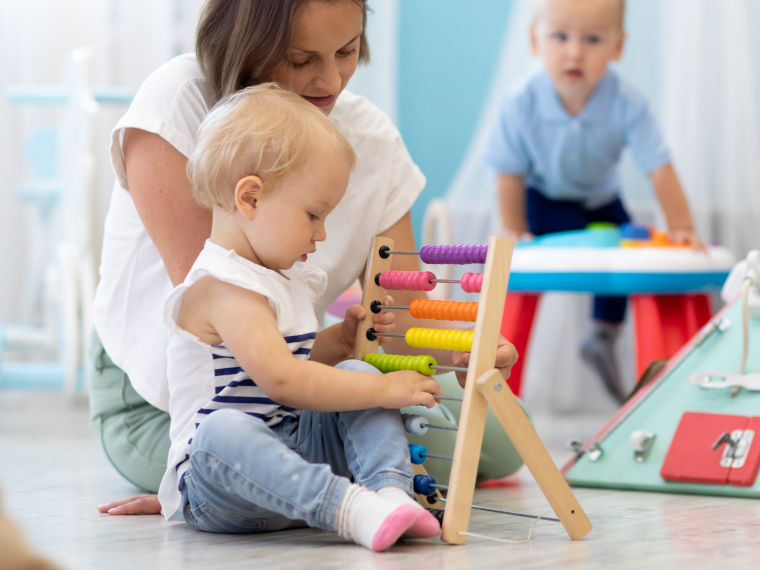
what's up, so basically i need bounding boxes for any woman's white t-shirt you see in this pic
[92,53,425,412]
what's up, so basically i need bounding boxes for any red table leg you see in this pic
[500,293,541,396]
[631,294,712,379]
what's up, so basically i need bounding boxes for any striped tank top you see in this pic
[158,240,327,521]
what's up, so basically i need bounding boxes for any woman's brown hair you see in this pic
[196,0,369,101]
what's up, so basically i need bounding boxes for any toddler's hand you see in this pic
[669,228,706,252]
[383,370,442,409]
[499,228,534,243]
[342,296,396,352]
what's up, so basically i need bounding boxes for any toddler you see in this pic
[485,0,702,402]
[157,84,442,551]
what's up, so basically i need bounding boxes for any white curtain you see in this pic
[0,0,204,324]
[661,0,760,258]
[0,0,397,326]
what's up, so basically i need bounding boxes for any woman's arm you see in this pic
[123,128,212,286]
[365,211,519,387]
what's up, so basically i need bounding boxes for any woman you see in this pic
[92,0,520,515]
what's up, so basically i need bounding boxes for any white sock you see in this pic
[376,486,422,509]
[336,483,417,551]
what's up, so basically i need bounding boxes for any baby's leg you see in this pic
[182,408,418,550]
[293,359,440,538]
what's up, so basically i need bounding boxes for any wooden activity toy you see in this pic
[353,236,593,543]
[564,251,760,497]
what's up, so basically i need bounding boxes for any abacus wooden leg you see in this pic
[476,368,593,540]
[441,237,513,544]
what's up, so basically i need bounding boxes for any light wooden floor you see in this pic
[2,391,758,570]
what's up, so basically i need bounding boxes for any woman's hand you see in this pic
[383,370,442,409]
[97,494,162,515]
[451,335,519,388]
[341,296,396,352]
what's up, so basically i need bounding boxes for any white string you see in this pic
[740,277,752,374]
[731,277,753,397]
[456,510,553,544]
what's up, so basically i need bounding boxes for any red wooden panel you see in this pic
[661,412,749,485]
[632,294,712,379]
[729,416,760,487]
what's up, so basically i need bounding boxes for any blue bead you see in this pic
[408,443,427,464]
[413,474,437,496]
[620,223,650,240]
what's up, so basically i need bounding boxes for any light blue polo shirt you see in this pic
[484,68,671,209]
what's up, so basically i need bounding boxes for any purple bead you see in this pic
[420,244,488,265]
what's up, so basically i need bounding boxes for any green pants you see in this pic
[89,329,524,493]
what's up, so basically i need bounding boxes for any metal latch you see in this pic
[565,439,603,462]
[631,431,655,462]
[712,430,755,468]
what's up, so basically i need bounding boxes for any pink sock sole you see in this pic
[405,508,441,539]
[370,505,419,552]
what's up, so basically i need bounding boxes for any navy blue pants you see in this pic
[526,188,630,323]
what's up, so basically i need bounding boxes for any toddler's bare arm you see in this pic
[193,280,441,411]
[650,164,704,250]
[496,172,532,241]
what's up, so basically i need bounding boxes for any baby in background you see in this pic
[157,83,442,551]
[485,0,702,402]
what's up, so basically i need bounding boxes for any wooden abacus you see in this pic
[354,236,592,544]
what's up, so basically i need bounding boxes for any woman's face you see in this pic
[269,0,363,115]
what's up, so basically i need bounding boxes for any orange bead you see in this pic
[408,300,479,322]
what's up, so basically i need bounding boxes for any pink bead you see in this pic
[379,271,436,291]
[460,273,483,293]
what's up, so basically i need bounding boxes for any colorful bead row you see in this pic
[362,353,437,376]
[375,271,483,293]
[405,328,473,352]
[409,299,479,322]
[419,244,488,265]
[378,271,436,291]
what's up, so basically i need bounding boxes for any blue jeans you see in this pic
[180,359,413,534]
[526,188,631,323]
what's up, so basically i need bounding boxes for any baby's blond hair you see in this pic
[188,83,356,212]
[534,0,626,29]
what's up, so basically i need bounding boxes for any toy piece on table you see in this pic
[620,225,690,248]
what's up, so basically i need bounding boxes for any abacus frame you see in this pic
[354,236,592,544]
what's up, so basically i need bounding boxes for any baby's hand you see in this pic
[383,370,442,409]
[669,228,706,252]
[341,296,396,352]
[499,227,534,243]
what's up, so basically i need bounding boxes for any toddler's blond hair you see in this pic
[188,83,356,212]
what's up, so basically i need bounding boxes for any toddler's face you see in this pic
[531,0,624,97]
[240,150,351,271]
